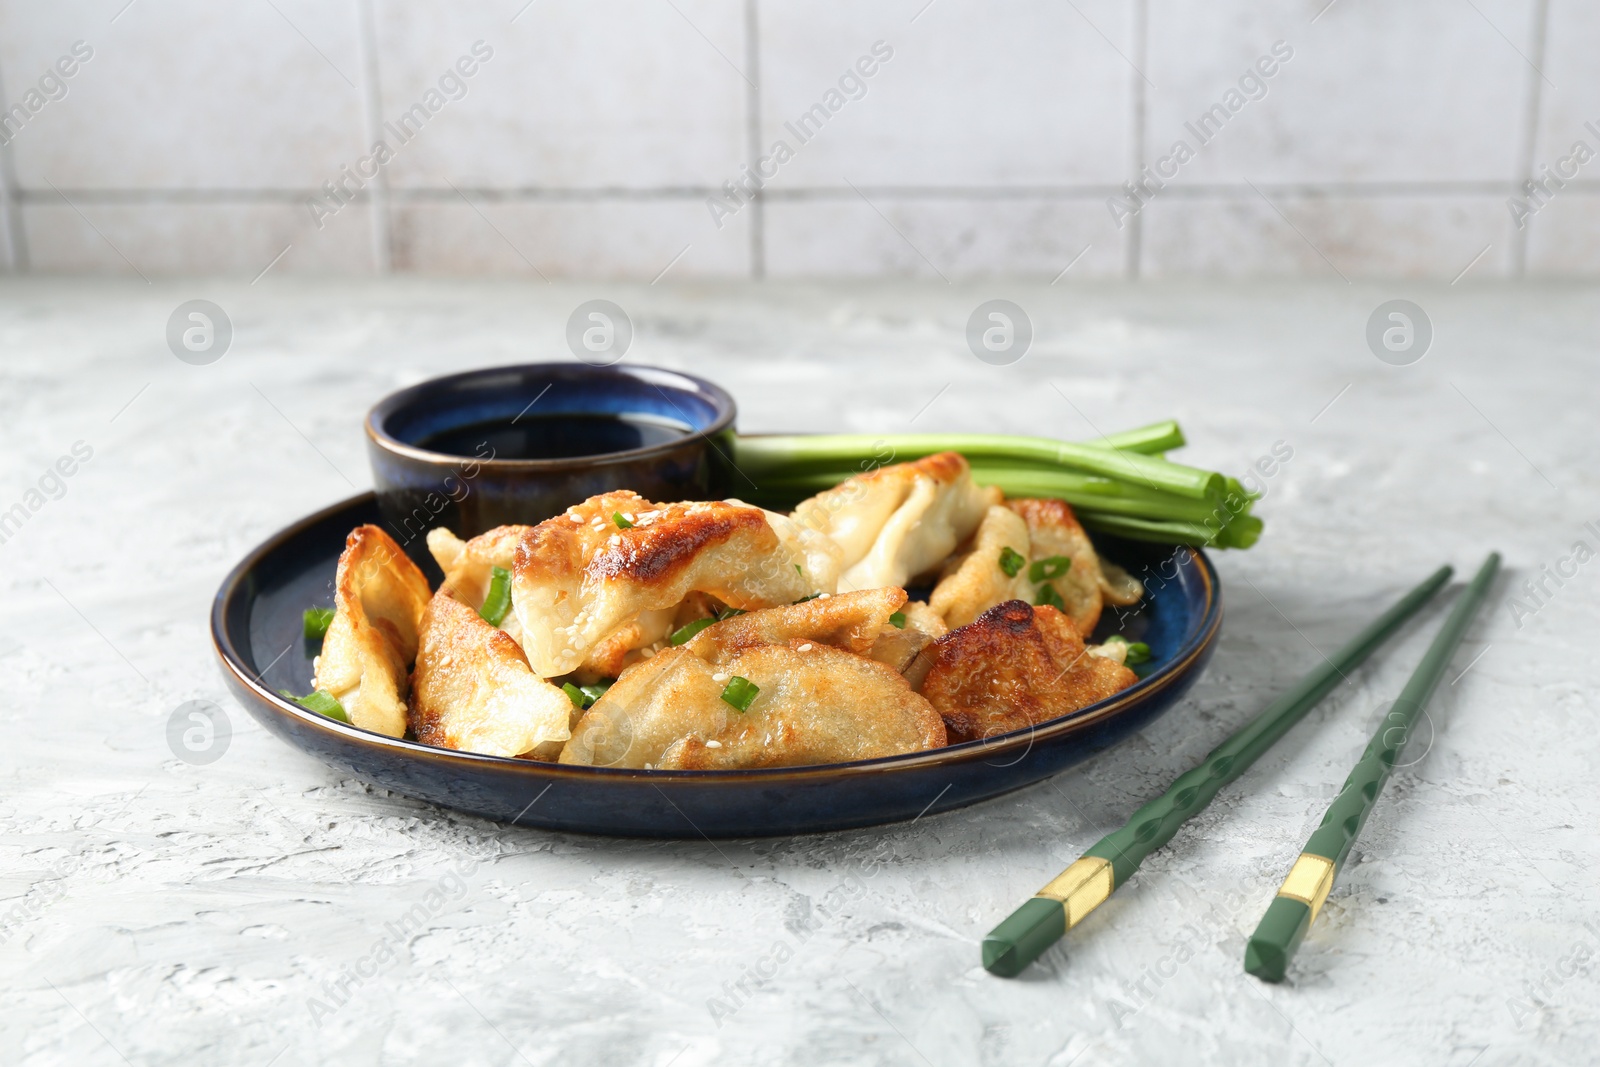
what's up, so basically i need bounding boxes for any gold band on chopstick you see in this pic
[1275,853,1336,923]
[1035,856,1114,930]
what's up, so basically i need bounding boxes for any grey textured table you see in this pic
[1,278,1595,1066]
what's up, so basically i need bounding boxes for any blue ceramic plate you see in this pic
[212,493,1221,838]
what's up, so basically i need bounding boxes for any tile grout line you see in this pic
[1125,0,1148,280]
[14,180,1597,203]
[1510,0,1550,278]
[744,0,764,279]
[0,53,27,271]
[354,0,393,272]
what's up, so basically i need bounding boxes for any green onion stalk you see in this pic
[726,421,1262,550]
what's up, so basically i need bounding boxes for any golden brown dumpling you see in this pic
[684,586,945,686]
[559,590,944,770]
[867,600,947,690]
[920,600,1136,744]
[427,524,531,643]
[312,525,431,737]
[1008,497,1143,634]
[427,525,528,610]
[578,608,677,678]
[682,587,907,660]
[511,491,842,677]
[927,497,1142,638]
[408,591,574,758]
[791,452,999,591]
[429,523,678,679]
[558,643,945,770]
[928,505,1034,629]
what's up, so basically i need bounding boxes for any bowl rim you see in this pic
[212,491,1222,785]
[364,361,738,470]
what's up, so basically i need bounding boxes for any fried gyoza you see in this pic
[427,524,531,643]
[791,452,999,591]
[578,607,677,678]
[428,525,527,609]
[928,506,1034,629]
[867,600,948,690]
[928,498,1143,637]
[920,600,1136,744]
[558,642,945,770]
[1009,497,1142,631]
[428,523,676,677]
[690,585,947,687]
[683,587,907,659]
[409,591,574,757]
[312,525,432,737]
[510,491,842,678]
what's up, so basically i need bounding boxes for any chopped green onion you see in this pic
[1034,582,1066,611]
[1028,555,1072,582]
[479,566,512,626]
[1104,635,1153,664]
[302,607,335,640]
[889,611,907,629]
[670,617,716,645]
[564,681,614,709]
[794,593,823,604]
[721,675,759,712]
[794,563,802,575]
[278,687,349,723]
[613,512,634,528]
[998,546,1025,577]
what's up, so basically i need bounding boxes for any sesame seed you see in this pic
[797,643,812,652]
[705,740,722,749]
[712,672,730,682]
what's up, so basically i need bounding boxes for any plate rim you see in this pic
[212,492,1222,784]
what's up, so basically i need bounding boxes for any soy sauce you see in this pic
[415,412,692,460]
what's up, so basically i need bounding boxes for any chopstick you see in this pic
[982,564,1455,977]
[1244,551,1501,982]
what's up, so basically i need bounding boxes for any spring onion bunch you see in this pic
[729,420,1261,549]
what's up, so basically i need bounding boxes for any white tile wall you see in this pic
[1144,0,1535,185]
[0,0,367,189]
[757,0,1133,187]
[0,0,1586,278]
[1525,0,1600,276]
[372,0,747,190]
[388,197,751,278]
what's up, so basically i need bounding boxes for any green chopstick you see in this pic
[981,563,1455,977]
[1245,551,1500,983]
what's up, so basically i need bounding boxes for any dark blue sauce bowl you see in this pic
[366,363,736,549]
